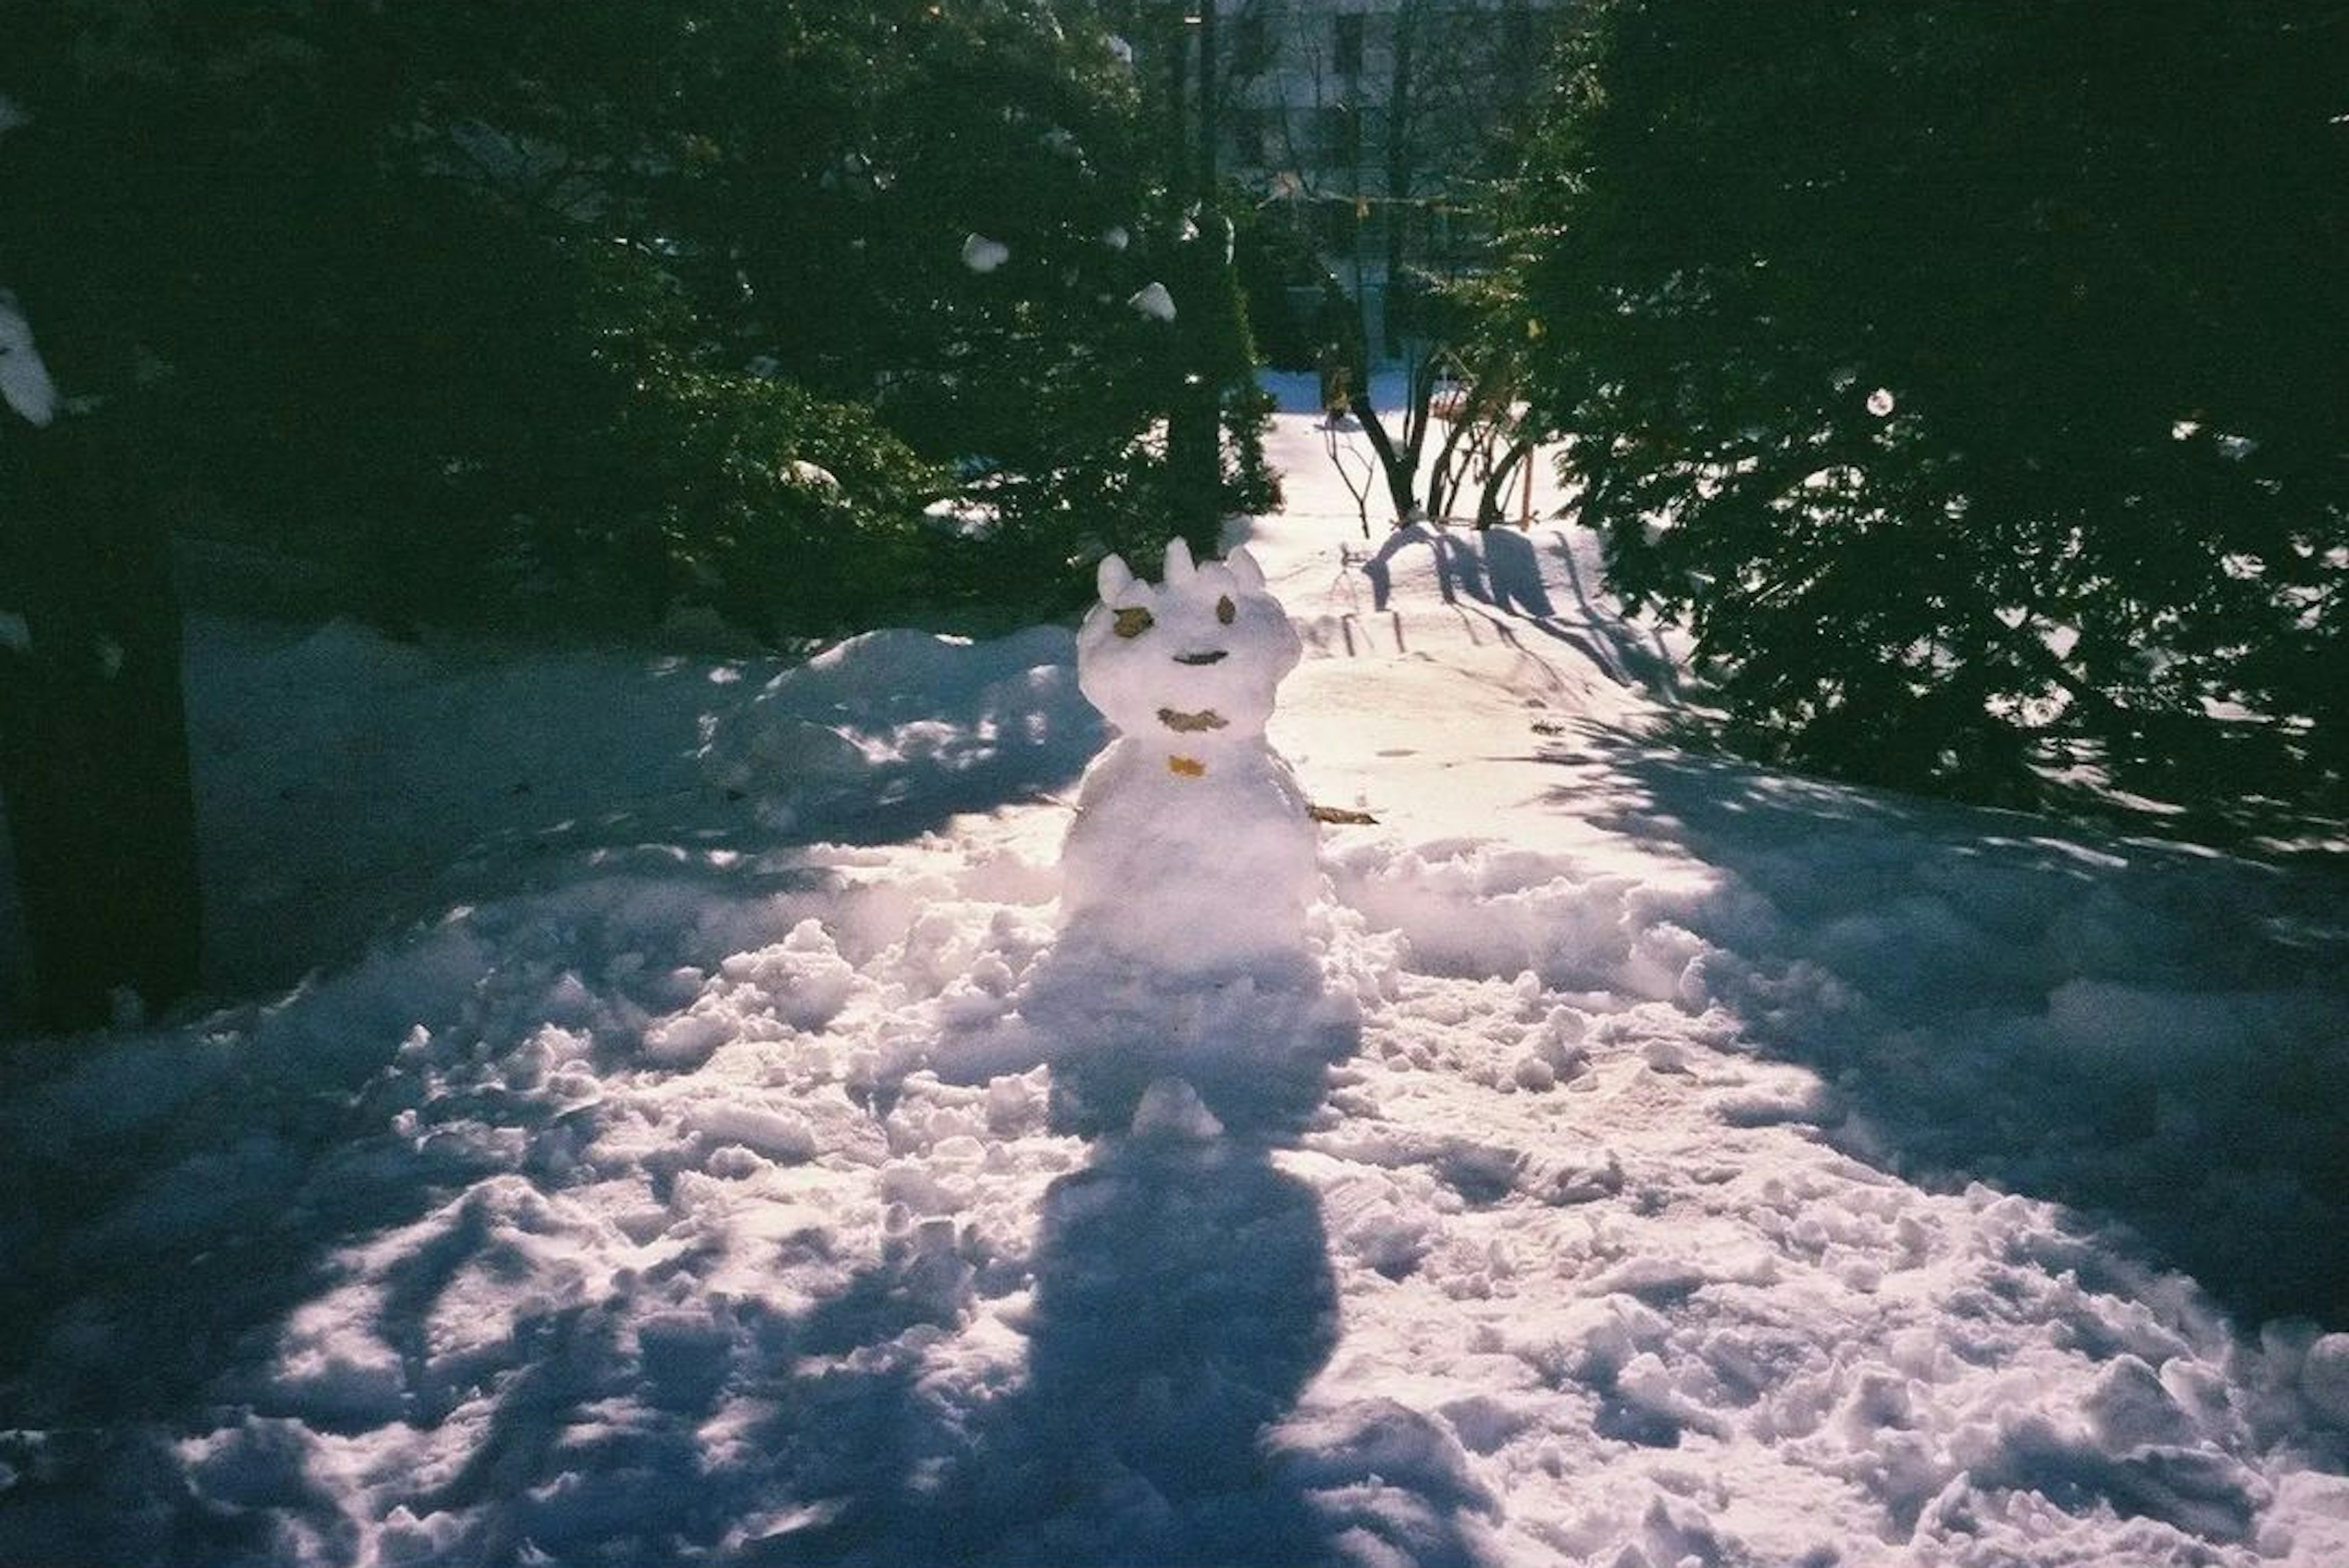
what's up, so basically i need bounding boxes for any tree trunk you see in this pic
[1346,348,1443,523]
[1160,4,1225,557]
[1346,385,1420,522]
[0,413,202,1034]
[1381,2,1417,360]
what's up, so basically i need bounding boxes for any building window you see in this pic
[1334,13,1364,76]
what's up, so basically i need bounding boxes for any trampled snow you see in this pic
[2,399,2347,1567]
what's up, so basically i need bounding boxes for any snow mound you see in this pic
[696,624,1095,834]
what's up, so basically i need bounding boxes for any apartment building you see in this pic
[1182,0,1570,357]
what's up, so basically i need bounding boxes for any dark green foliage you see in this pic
[1508,1,2348,834]
[1231,201,1329,371]
[638,0,1195,608]
[1,0,1184,640]
[1,409,203,1032]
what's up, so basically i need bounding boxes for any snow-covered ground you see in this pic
[3,399,2348,1567]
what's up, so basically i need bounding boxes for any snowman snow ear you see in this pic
[1163,537,1197,584]
[1225,546,1267,591]
[1097,553,1135,604]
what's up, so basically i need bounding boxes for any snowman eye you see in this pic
[1216,595,1236,626]
[1113,606,1154,639]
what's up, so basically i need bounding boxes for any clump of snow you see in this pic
[2306,1334,2349,1427]
[1127,281,1176,321]
[960,233,1009,273]
[0,290,62,427]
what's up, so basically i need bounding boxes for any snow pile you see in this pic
[2,410,2347,1567]
[696,624,1093,835]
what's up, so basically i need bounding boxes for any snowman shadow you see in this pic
[990,1131,1343,1564]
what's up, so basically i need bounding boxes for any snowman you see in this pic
[1057,538,1318,975]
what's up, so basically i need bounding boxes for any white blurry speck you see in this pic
[1866,387,1896,418]
[961,234,1010,273]
[2172,419,2202,440]
[1107,34,1135,66]
[1101,226,1130,251]
[97,638,125,678]
[1127,282,1176,322]
[0,95,26,136]
[0,611,29,654]
[2217,434,2259,461]
[0,290,62,428]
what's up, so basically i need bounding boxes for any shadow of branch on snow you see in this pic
[1360,525,1682,709]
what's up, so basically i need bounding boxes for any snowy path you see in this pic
[3,415,2348,1567]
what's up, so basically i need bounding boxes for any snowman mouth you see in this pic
[1174,651,1228,666]
[1157,706,1229,734]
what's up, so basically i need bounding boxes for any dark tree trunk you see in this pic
[1382,2,1416,360]
[1164,0,1228,559]
[0,413,202,1034]
[1346,350,1441,523]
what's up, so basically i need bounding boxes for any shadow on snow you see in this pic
[1560,728,2349,1329]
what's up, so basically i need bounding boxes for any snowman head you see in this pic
[1077,539,1301,750]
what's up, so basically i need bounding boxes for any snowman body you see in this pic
[1059,540,1316,974]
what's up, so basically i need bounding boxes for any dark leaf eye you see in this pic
[1113,606,1154,639]
[1216,594,1236,625]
